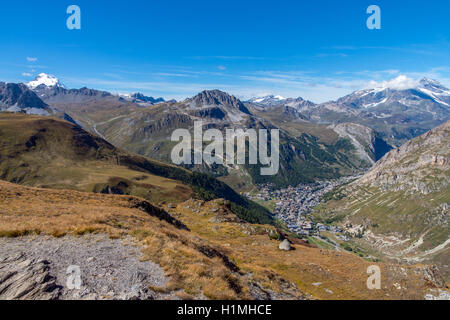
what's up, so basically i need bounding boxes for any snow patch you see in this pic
[27,73,65,89]
[418,88,450,106]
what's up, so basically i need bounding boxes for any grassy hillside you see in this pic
[53,100,372,190]
[0,113,272,224]
[0,179,445,300]
[314,121,450,278]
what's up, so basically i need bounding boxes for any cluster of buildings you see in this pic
[272,180,342,236]
[246,177,358,237]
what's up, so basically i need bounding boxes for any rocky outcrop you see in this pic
[329,122,392,164]
[128,93,165,105]
[188,90,251,115]
[190,107,226,119]
[128,197,190,231]
[329,121,450,279]
[357,120,449,194]
[0,253,61,300]
[0,236,170,300]
[0,82,51,115]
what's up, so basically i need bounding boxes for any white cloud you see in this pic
[22,72,33,77]
[218,65,226,71]
[366,75,420,90]
[26,57,38,62]
[61,67,450,104]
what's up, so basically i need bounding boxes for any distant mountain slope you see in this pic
[0,82,53,115]
[28,74,165,111]
[54,89,379,190]
[358,120,449,193]
[246,95,315,111]
[304,77,450,147]
[0,113,272,224]
[250,103,392,161]
[247,77,449,147]
[0,81,80,126]
[328,123,392,164]
[185,89,252,120]
[20,75,394,189]
[121,92,166,106]
[315,120,449,278]
[25,74,145,129]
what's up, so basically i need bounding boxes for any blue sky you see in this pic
[0,0,449,102]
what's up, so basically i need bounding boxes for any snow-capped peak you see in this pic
[250,95,286,104]
[363,75,448,94]
[27,73,65,89]
[419,78,450,95]
[420,77,441,87]
[118,93,132,99]
[341,76,450,108]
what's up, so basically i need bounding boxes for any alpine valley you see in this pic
[0,73,448,300]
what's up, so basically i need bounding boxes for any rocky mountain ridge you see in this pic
[314,121,449,278]
[0,82,52,115]
[357,120,449,194]
[246,77,450,147]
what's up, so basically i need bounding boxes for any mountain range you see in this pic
[0,73,446,191]
[0,113,272,225]
[247,76,450,147]
[247,95,316,110]
[0,82,52,115]
[50,88,376,190]
[0,73,448,299]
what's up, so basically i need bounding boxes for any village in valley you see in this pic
[244,176,360,240]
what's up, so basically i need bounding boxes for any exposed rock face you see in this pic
[35,86,114,103]
[208,199,243,224]
[128,93,165,105]
[189,90,250,113]
[302,77,450,147]
[187,90,251,116]
[0,236,170,300]
[0,82,77,124]
[358,120,449,194]
[329,123,392,164]
[190,107,226,119]
[324,121,449,279]
[0,82,51,115]
[246,95,316,112]
[0,254,61,300]
[420,265,447,288]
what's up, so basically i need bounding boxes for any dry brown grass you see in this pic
[167,199,446,300]
[0,180,444,300]
[0,180,251,299]
[0,113,193,205]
